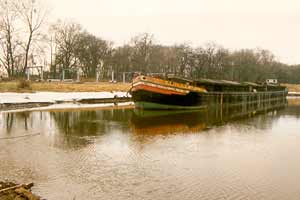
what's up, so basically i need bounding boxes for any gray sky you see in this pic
[47,0,300,64]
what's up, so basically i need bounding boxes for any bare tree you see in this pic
[16,0,47,74]
[111,45,133,75]
[51,20,82,78]
[131,33,154,72]
[75,31,112,78]
[0,0,18,77]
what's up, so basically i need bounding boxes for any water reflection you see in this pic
[50,109,131,136]
[1,112,31,134]
[0,101,288,150]
[0,108,134,149]
[130,103,286,136]
[1,103,287,140]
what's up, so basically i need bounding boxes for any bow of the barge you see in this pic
[129,75,207,110]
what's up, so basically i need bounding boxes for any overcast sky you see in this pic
[47,0,300,64]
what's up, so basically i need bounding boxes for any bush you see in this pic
[17,79,31,90]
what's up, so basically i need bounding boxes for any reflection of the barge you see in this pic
[130,110,207,135]
[130,103,287,135]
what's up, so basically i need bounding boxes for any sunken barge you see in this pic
[129,75,288,110]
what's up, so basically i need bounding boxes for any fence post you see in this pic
[111,70,114,82]
[62,70,65,81]
[123,72,126,83]
[27,68,30,81]
[76,69,80,82]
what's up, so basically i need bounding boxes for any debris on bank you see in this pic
[0,181,40,200]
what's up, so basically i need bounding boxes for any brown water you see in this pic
[1,100,300,200]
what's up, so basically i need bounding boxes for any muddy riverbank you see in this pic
[0,181,40,200]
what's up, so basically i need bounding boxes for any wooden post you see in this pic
[123,72,126,83]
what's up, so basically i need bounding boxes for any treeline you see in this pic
[51,23,300,83]
[1,0,300,83]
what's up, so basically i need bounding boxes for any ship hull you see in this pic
[130,75,287,110]
[130,76,207,110]
[134,101,206,110]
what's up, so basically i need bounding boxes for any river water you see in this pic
[1,99,300,200]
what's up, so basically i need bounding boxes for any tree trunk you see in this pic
[23,32,33,75]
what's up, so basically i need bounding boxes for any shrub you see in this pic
[17,79,31,90]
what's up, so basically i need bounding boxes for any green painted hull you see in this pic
[135,101,207,110]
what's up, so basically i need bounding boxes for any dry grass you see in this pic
[0,81,297,93]
[282,84,300,93]
[0,81,131,93]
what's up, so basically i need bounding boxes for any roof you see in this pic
[195,78,243,86]
[167,75,286,89]
[242,82,261,87]
[167,74,194,83]
[168,75,245,86]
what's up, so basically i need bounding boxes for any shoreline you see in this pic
[0,91,132,112]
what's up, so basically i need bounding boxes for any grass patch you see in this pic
[0,81,131,93]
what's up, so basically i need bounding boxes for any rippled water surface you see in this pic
[1,99,300,200]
